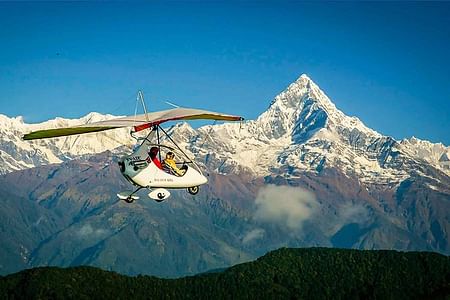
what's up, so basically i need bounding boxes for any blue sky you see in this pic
[0,2,449,144]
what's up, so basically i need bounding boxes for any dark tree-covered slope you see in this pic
[1,247,449,299]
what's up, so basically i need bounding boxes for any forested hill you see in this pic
[1,247,449,299]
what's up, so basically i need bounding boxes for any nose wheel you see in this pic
[187,186,199,195]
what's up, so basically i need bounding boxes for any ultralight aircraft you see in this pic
[23,92,244,203]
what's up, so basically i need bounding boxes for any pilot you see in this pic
[149,147,163,170]
[163,152,187,176]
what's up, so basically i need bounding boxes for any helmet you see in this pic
[149,147,159,158]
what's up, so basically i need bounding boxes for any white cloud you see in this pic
[77,224,108,238]
[242,228,265,244]
[339,202,369,224]
[254,185,318,231]
[326,202,371,235]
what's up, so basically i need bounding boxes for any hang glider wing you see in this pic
[22,107,244,140]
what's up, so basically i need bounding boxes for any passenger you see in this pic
[149,147,163,170]
[163,151,187,176]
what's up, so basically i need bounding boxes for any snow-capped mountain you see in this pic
[181,75,449,188]
[1,74,449,189]
[400,137,450,171]
[0,113,134,174]
[1,74,449,276]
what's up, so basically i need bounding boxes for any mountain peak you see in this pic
[293,74,319,90]
[252,74,384,149]
[0,114,25,131]
[80,112,119,124]
[299,73,311,79]
[290,75,336,110]
[255,74,340,140]
[297,73,313,84]
[0,114,24,123]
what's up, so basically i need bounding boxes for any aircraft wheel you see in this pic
[187,186,199,195]
[124,197,135,203]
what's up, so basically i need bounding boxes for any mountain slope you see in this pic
[1,248,449,299]
[0,149,448,276]
[0,151,259,276]
[0,113,133,174]
[184,75,449,186]
[400,136,450,172]
[1,74,449,182]
[0,74,449,276]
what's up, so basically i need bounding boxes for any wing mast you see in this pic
[138,90,150,123]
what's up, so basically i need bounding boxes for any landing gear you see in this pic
[117,187,143,204]
[148,188,170,202]
[124,196,135,203]
[187,186,199,195]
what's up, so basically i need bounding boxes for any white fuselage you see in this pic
[118,140,207,189]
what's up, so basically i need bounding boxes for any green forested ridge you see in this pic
[0,247,449,299]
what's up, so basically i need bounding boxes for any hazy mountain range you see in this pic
[0,74,448,276]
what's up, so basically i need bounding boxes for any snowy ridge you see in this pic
[181,74,448,185]
[0,113,134,174]
[1,74,448,189]
[399,137,450,171]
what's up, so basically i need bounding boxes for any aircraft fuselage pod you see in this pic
[118,139,208,193]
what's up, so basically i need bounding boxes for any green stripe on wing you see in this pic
[22,126,118,140]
